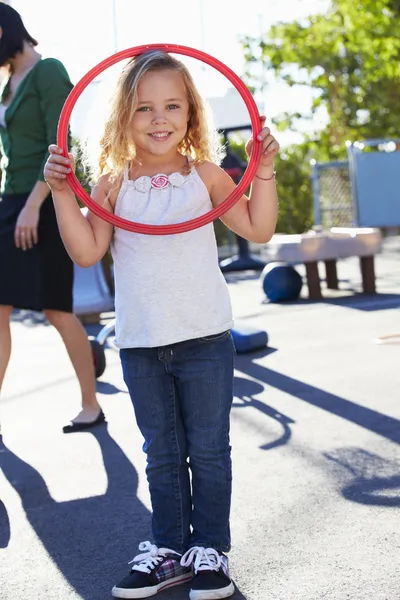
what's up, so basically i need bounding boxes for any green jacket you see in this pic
[0,58,73,195]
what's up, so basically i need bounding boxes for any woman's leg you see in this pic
[0,305,13,434]
[0,305,13,392]
[172,331,235,553]
[120,346,192,554]
[44,309,101,421]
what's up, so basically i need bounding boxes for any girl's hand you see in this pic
[15,205,39,250]
[44,145,75,193]
[246,116,280,172]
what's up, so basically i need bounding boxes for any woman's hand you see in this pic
[44,145,74,193]
[246,116,280,174]
[15,205,39,250]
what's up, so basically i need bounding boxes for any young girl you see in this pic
[44,50,279,600]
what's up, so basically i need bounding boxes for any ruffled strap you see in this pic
[123,162,130,182]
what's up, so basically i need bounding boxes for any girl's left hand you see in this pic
[246,116,280,169]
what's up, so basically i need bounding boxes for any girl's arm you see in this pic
[44,145,114,267]
[202,117,279,244]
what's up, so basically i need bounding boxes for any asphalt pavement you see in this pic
[0,238,399,600]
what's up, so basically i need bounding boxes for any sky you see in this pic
[9,0,330,144]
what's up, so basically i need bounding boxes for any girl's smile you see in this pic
[148,131,172,141]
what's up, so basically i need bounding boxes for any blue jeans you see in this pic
[120,330,235,554]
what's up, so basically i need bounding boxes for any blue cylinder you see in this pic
[261,262,303,302]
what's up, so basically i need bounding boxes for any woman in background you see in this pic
[0,3,104,433]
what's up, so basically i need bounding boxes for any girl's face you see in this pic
[131,69,190,159]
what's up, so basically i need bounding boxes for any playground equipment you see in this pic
[347,139,400,228]
[219,131,266,273]
[261,262,303,302]
[73,262,114,377]
[346,139,400,343]
[260,227,382,300]
[73,262,113,317]
[231,321,268,353]
[312,138,400,229]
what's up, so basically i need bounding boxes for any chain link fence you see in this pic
[311,160,354,227]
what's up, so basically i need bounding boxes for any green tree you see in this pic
[242,0,400,159]
[218,136,315,235]
[274,143,315,233]
[239,0,400,233]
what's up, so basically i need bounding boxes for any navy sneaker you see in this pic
[181,546,235,600]
[112,541,192,598]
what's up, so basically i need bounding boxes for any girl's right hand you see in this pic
[44,145,75,192]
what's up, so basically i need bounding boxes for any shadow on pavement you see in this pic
[0,498,10,548]
[260,291,400,312]
[324,448,400,507]
[234,356,400,509]
[233,375,295,451]
[325,292,400,311]
[0,425,152,599]
[0,425,249,599]
[96,380,128,395]
[235,356,400,446]
[224,272,262,285]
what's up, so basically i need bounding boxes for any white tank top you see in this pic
[111,161,233,348]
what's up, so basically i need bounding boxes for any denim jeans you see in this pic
[120,330,235,554]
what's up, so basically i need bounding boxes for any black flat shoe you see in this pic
[62,410,106,434]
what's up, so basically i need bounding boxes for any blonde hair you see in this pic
[96,50,221,184]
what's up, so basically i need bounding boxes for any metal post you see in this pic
[310,161,322,226]
[346,142,359,227]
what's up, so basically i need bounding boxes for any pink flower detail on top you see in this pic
[132,171,188,192]
[151,175,169,189]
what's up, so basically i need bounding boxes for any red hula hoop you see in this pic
[57,43,262,235]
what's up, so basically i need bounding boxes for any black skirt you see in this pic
[0,193,73,312]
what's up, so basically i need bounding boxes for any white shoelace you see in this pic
[128,541,178,574]
[180,546,222,573]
